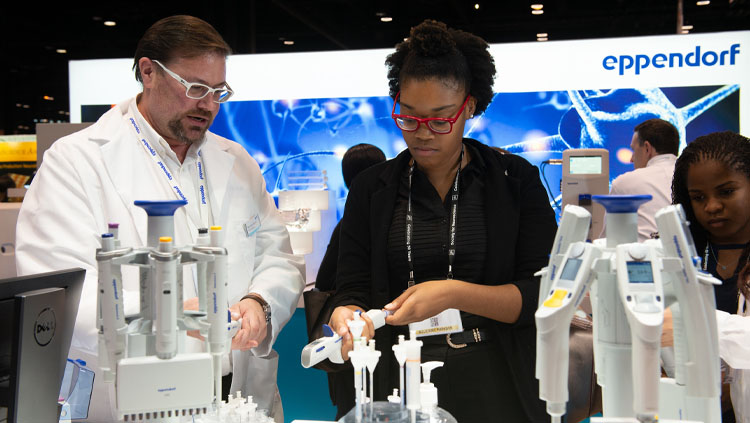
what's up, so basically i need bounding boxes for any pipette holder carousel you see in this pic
[535,195,721,423]
[96,200,240,421]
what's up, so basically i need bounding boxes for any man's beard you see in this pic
[168,111,212,144]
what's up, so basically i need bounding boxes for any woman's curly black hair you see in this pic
[385,19,496,115]
[672,130,750,261]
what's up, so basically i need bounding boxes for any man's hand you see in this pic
[229,297,268,351]
[384,280,459,326]
[329,306,374,360]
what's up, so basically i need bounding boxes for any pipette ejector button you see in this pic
[543,289,568,308]
[627,244,648,260]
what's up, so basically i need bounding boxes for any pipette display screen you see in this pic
[560,258,582,281]
[626,261,654,283]
[569,156,602,175]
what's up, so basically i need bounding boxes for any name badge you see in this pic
[243,215,261,237]
[408,308,463,337]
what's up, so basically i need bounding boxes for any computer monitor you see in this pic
[0,268,85,423]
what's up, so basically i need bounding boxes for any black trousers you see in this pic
[221,373,233,402]
[417,339,527,422]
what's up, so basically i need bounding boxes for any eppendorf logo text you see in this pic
[603,43,740,75]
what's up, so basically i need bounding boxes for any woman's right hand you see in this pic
[329,305,375,360]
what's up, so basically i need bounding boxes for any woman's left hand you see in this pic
[384,279,462,325]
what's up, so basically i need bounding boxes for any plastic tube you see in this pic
[196,228,210,313]
[404,331,423,411]
[154,236,178,359]
[365,339,381,417]
[392,334,407,407]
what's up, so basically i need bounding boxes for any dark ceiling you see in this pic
[2,0,749,135]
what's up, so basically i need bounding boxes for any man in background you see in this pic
[601,118,679,241]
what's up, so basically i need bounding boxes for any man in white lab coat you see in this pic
[15,15,304,422]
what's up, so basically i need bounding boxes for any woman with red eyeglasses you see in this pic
[326,19,557,421]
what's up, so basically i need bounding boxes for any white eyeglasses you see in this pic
[152,59,234,103]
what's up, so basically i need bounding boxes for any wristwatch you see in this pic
[241,293,271,323]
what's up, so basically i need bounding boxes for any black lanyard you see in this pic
[406,144,464,288]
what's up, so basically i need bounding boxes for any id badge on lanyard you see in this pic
[405,145,465,338]
[409,308,464,337]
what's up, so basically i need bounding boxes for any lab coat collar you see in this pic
[646,153,677,168]
[89,100,131,143]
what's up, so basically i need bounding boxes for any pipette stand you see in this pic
[97,200,239,421]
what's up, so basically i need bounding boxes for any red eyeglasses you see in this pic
[391,92,471,135]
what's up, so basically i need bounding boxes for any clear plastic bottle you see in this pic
[338,401,457,423]
[338,401,409,422]
[417,405,457,423]
[58,358,95,420]
[417,362,457,423]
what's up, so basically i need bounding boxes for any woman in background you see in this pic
[672,130,750,423]
[312,143,386,415]
[327,19,557,421]
[315,143,387,293]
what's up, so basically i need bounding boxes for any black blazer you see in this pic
[331,138,557,421]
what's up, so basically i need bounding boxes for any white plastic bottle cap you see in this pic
[387,388,401,404]
[420,361,443,409]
